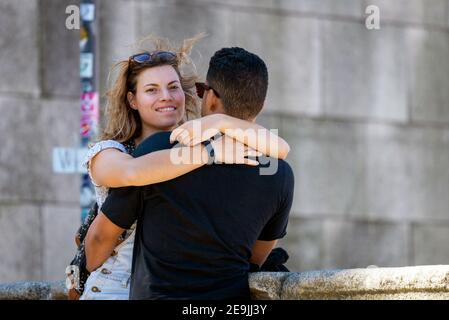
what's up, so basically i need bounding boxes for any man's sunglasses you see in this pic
[195,82,220,99]
[128,51,178,67]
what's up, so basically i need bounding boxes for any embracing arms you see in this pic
[90,136,258,188]
[170,113,290,160]
[90,114,289,188]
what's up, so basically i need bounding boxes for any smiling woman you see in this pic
[126,65,186,145]
[101,40,201,146]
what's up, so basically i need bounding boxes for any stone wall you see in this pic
[0,0,449,282]
[0,0,81,282]
[3,265,449,299]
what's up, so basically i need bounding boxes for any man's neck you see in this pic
[135,126,173,146]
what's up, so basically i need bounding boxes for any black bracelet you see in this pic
[202,140,215,165]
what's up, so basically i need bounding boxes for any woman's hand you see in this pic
[210,135,261,166]
[170,114,225,146]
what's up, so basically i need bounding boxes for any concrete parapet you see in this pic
[249,265,449,299]
[2,265,449,300]
[0,281,67,300]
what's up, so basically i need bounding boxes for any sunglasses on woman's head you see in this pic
[195,82,220,99]
[128,51,178,67]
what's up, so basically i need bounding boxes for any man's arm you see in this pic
[84,133,172,272]
[85,211,125,273]
[252,163,294,267]
[249,240,278,267]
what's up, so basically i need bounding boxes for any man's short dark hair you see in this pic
[206,47,268,120]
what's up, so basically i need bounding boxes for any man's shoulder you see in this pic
[278,159,294,176]
[265,159,294,194]
[257,157,294,179]
[278,159,295,188]
[133,131,174,157]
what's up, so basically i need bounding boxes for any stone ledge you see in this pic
[0,281,67,300]
[2,265,449,299]
[249,265,449,300]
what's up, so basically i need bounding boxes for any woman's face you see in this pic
[130,65,185,134]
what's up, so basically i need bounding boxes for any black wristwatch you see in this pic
[202,140,215,165]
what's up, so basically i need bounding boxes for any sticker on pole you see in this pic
[80,92,99,138]
[80,53,94,78]
[80,3,95,22]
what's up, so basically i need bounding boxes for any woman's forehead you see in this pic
[138,65,180,83]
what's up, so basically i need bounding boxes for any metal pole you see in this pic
[79,0,99,223]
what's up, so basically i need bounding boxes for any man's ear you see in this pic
[207,90,224,113]
[127,92,137,110]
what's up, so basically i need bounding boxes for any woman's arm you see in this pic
[90,137,259,188]
[218,114,290,160]
[91,145,202,187]
[170,114,290,160]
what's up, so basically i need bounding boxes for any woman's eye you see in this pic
[169,86,179,90]
[146,88,157,93]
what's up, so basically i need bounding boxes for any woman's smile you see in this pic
[155,105,177,113]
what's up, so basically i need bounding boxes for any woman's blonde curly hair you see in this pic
[100,33,205,143]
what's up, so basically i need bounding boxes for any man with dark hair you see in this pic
[203,47,269,120]
[90,47,294,300]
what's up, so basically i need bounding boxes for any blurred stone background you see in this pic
[0,0,449,282]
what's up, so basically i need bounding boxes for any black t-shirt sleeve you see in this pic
[100,132,172,229]
[258,162,294,241]
[101,186,141,229]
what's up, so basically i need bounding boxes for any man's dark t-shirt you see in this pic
[101,132,294,300]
